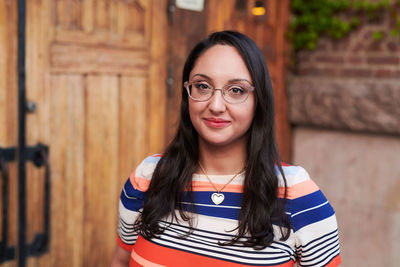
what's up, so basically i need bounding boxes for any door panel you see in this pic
[49,74,85,265]
[0,0,18,266]
[84,75,119,266]
[19,0,167,266]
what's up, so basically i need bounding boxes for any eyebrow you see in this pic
[191,73,253,85]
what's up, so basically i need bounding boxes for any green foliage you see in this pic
[289,0,399,52]
[372,30,384,41]
[390,29,399,37]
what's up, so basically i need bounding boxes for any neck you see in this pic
[198,138,247,175]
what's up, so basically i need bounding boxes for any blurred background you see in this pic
[0,0,399,266]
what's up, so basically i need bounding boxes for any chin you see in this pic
[199,134,248,148]
[198,135,229,146]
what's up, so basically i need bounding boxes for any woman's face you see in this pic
[188,44,256,148]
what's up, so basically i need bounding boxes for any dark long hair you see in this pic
[134,31,290,248]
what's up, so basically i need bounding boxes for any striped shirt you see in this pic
[117,155,341,266]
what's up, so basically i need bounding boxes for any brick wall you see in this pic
[288,5,400,135]
[295,6,400,79]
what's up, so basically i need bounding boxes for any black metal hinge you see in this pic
[0,147,16,263]
[0,144,50,264]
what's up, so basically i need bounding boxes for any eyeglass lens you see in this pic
[187,82,251,103]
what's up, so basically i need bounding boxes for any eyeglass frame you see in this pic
[183,80,255,104]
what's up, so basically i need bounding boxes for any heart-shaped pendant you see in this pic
[211,193,225,205]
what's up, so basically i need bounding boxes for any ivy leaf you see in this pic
[390,29,399,37]
[372,31,384,41]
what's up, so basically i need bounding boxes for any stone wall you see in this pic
[290,3,400,135]
[288,3,400,266]
[292,128,400,266]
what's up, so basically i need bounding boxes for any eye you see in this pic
[227,86,245,95]
[194,82,211,90]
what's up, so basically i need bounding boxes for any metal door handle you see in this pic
[0,148,16,263]
[0,144,50,263]
[27,144,50,256]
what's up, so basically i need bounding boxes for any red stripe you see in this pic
[325,254,341,267]
[132,236,294,267]
[130,259,144,267]
[117,235,133,252]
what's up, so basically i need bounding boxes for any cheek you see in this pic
[237,99,256,125]
[240,109,255,126]
[188,101,202,126]
[188,101,195,120]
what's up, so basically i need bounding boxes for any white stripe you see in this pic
[291,201,329,218]
[180,201,240,209]
[159,222,296,257]
[152,237,292,265]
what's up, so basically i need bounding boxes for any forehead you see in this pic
[190,45,252,83]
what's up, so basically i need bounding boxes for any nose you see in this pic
[208,89,226,113]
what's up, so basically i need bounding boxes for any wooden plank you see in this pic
[25,0,54,143]
[148,0,167,153]
[0,0,18,146]
[83,75,119,266]
[94,0,110,31]
[110,0,118,33]
[274,0,291,162]
[0,1,18,266]
[54,29,147,48]
[205,0,223,33]
[0,1,7,144]
[21,0,164,266]
[81,0,94,33]
[118,76,148,188]
[55,0,82,30]
[63,76,85,266]
[47,74,85,266]
[267,0,277,26]
[47,75,68,265]
[55,0,150,48]
[50,43,149,75]
[116,0,149,37]
[25,0,54,266]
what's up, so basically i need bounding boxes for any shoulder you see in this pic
[276,163,336,227]
[128,154,162,192]
[277,164,341,266]
[276,163,314,190]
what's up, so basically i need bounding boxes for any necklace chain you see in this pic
[198,162,245,193]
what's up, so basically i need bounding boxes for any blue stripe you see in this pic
[120,179,145,212]
[181,202,240,220]
[290,203,335,231]
[286,190,327,215]
[180,191,242,220]
[182,191,242,207]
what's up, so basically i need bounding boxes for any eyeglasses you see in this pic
[184,81,255,104]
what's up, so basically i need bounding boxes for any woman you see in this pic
[111,31,341,266]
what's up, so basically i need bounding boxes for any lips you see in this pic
[203,117,231,128]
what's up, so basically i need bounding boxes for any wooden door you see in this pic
[1,0,167,266]
[0,1,18,266]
